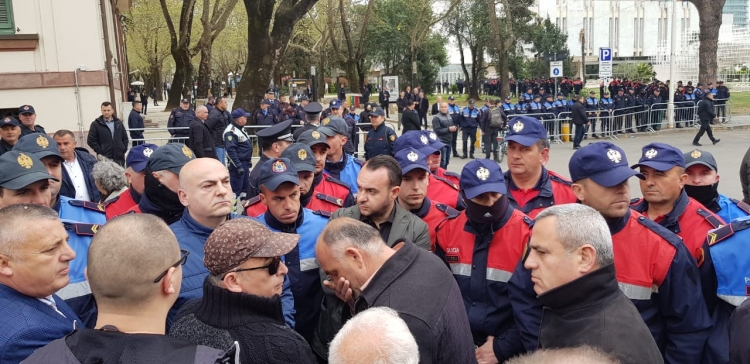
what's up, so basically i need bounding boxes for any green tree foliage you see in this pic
[612,63,654,82]
[445,0,492,99]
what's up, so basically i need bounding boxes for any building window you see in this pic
[0,0,14,35]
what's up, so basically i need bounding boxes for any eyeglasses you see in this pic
[221,257,282,280]
[153,250,190,283]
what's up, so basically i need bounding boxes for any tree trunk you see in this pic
[689,0,724,85]
[159,0,197,110]
[196,44,213,98]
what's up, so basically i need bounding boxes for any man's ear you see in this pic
[0,254,12,278]
[579,245,599,273]
[162,267,179,296]
[178,189,189,206]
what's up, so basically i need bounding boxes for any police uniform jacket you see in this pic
[427,174,462,210]
[20,124,46,137]
[56,197,107,298]
[412,197,458,250]
[167,108,195,138]
[505,168,578,219]
[435,206,532,359]
[599,97,614,112]
[447,104,462,125]
[502,101,515,115]
[511,209,712,363]
[614,95,628,109]
[435,168,460,185]
[460,107,481,129]
[223,122,253,167]
[255,108,278,126]
[631,190,725,262]
[716,86,730,102]
[246,154,270,199]
[260,208,329,343]
[537,264,664,364]
[364,123,396,160]
[585,96,599,112]
[105,187,139,220]
[0,140,13,155]
[324,153,362,195]
[169,211,295,329]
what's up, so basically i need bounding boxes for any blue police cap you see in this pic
[259,157,299,191]
[448,96,455,101]
[19,104,35,114]
[257,119,294,142]
[318,117,349,137]
[420,130,446,152]
[329,99,342,109]
[394,147,429,175]
[297,129,329,148]
[1,116,20,128]
[14,133,62,161]
[281,143,316,173]
[460,159,507,198]
[180,98,190,104]
[631,142,685,172]
[369,106,385,117]
[231,108,251,119]
[683,149,717,171]
[393,130,437,155]
[569,142,644,187]
[506,116,548,147]
[148,143,195,174]
[0,151,58,190]
[126,143,158,173]
[261,100,273,106]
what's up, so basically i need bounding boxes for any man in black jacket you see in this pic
[570,95,589,149]
[127,101,144,147]
[418,91,430,128]
[87,101,129,166]
[205,96,230,163]
[401,100,421,132]
[316,217,476,363]
[379,86,391,118]
[187,106,216,159]
[693,92,721,146]
[525,204,664,364]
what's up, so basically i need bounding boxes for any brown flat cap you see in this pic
[204,218,299,275]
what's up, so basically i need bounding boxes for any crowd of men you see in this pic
[5,91,750,364]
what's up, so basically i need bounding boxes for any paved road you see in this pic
[441,128,750,200]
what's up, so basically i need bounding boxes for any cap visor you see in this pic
[430,140,447,151]
[293,163,316,173]
[416,145,438,155]
[631,161,675,172]
[506,135,538,147]
[589,167,643,188]
[167,166,184,175]
[463,182,507,199]
[306,139,330,148]
[317,126,337,137]
[685,161,716,170]
[263,175,299,191]
[1,171,59,190]
[257,232,299,258]
[129,161,148,173]
[402,165,430,175]
[35,151,63,161]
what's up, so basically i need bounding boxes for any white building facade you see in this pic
[0,0,129,142]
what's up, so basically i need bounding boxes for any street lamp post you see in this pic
[311,66,318,102]
[667,0,677,128]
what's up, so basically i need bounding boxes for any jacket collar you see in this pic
[325,153,349,174]
[179,208,228,239]
[606,209,630,235]
[194,277,285,328]
[411,197,432,219]
[463,200,514,235]
[263,208,304,233]
[632,189,688,233]
[538,264,619,310]
[355,240,419,312]
[506,167,553,198]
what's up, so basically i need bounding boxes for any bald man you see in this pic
[25,214,231,363]
[168,158,294,327]
[187,106,217,159]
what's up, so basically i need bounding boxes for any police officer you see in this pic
[625,87,637,133]
[13,133,66,211]
[364,106,396,160]
[0,116,21,155]
[503,116,577,218]
[585,91,599,138]
[630,142,725,262]
[460,99,481,159]
[551,93,568,116]
[247,119,295,199]
[223,108,254,198]
[514,95,528,115]
[598,91,614,136]
[434,159,532,362]
[297,129,354,208]
[295,95,310,121]
[421,130,460,185]
[648,89,665,131]
[167,99,195,142]
[716,80,730,122]
[255,99,278,126]
[510,141,712,363]
[320,117,363,195]
[683,149,750,223]
[256,157,329,344]
[526,95,543,116]
[501,96,515,116]
[394,147,458,248]
[18,104,46,136]
[447,95,462,157]
[105,144,158,219]
[293,101,323,141]
[613,88,628,133]
[0,151,56,209]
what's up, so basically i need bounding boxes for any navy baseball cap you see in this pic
[148,143,195,174]
[569,142,644,187]
[180,98,190,104]
[683,149,718,171]
[259,157,299,191]
[297,129,329,148]
[261,99,273,105]
[394,131,437,155]
[0,151,58,190]
[231,108,251,119]
[460,159,507,199]
[126,143,158,172]
[281,143,316,173]
[505,96,511,100]
[1,116,20,128]
[448,96,455,101]
[421,130,446,152]
[14,134,63,161]
[631,143,685,172]
[19,105,35,114]
[329,99,342,109]
[506,116,548,147]
[394,147,429,175]
[369,106,385,117]
[318,117,349,137]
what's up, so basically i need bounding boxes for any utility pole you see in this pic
[667,0,677,128]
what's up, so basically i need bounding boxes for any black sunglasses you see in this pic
[221,257,282,280]
[153,250,189,283]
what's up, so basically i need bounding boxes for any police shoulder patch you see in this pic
[730,197,750,215]
[548,172,573,186]
[74,223,100,236]
[242,195,262,208]
[522,215,534,226]
[707,217,750,246]
[325,176,352,190]
[635,214,684,249]
[630,197,643,206]
[443,170,461,179]
[68,200,106,214]
[435,203,460,218]
[433,175,459,190]
[313,209,332,218]
[696,208,725,229]
[316,193,344,207]
[352,158,364,166]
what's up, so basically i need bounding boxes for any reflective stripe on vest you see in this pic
[450,263,512,283]
[56,281,91,300]
[618,282,658,301]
